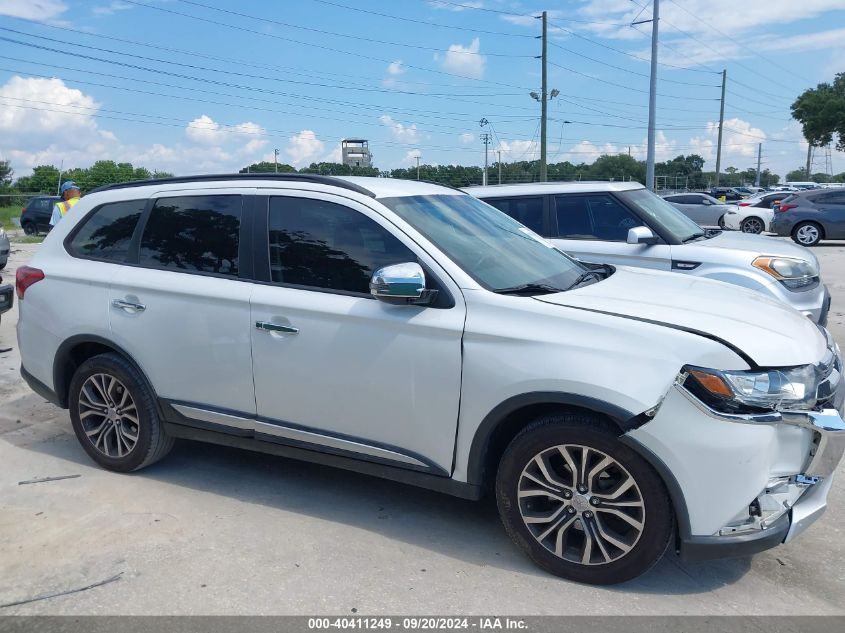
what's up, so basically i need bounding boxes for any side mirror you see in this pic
[627,226,658,245]
[370,262,434,305]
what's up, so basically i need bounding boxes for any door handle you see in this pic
[112,299,146,313]
[255,321,299,334]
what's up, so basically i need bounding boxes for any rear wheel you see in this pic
[495,414,673,585]
[792,221,822,246]
[22,222,37,236]
[68,353,173,472]
[741,216,764,234]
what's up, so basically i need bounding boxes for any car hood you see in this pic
[688,231,819,269]
[534,266,826,367]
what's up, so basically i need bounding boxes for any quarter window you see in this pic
[67,200,145,262]
[268,196,415,295]
[483,197,544,235]
[556,194,642,241]
[139,195,242,276]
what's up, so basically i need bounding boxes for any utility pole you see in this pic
[497,150,502,184]
[539,10,548,182]
[56,159,64,195]
[641,0,659,191]
[755,143,762,187]
[416,154,420,180]
[715,69,726,186]
[274,148,279,173]
[481,133,491,186]
[805,143,813,178]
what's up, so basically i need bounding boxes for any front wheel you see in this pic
[68,353,173,472]
[22,222,37,236]
[792,221,822,246]
[496,415,673,585]
[741,216,764,234]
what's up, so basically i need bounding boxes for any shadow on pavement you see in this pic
[4,394,751,595]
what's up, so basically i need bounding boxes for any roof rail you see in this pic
[86,173,377,197]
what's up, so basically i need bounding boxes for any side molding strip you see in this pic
[171,404,254,431]
[254,421,429,468]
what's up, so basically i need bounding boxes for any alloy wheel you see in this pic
[78,373,140,458]
[741,218,764,234]
[796,224,820,245]
[518,444,645,566]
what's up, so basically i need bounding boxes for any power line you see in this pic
[548,60,720,100]
[0,30,524,99]
[305,0,535,38]
[169,0,531,58]
[665,0,814,84]
[116,0,531,89]
[428,0,628,25]
[548,41,720,88]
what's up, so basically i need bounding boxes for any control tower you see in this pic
[342,139,373,168]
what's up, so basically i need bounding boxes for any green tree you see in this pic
[14,164,60,193]
[791,72,845,151]
[786,167,809,181]
[240,161,296,173]
[300,162,380,176]
[0,160,12,187]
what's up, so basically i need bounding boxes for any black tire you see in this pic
[717,214,726,229]
[792,221,822,247]
[495,413,673,585]
[22,222,37,236]
[741,216,764,234]
[68,353,173,472]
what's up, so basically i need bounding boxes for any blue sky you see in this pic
[1,0,844,179]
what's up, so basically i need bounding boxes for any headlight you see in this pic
[0,227,6,238]
[684,365,820,412]
[752,256,818,290]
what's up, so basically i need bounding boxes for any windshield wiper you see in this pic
[493,283,562,295]
[563,269,604,291]
[682,232,706,243]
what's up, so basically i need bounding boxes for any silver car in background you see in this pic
[0,226,10,271]
[661,192,736,227]
[465,182,831,324]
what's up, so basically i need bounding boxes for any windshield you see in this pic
[379,194,586,292]
[618,188,705,243]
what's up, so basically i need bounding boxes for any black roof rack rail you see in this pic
[86,173,377,198]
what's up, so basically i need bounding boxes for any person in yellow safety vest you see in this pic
[50,181,82,227]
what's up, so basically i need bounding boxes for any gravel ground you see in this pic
[1,236,844,615]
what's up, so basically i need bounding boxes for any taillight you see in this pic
[16,266,45,299]
[738,202,750,206]
[777,203,797,213]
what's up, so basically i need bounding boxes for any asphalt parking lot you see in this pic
[2,236,845,616]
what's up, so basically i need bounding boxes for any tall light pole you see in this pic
[639,0,659,191]
[497,149,502,184]
[539,10,548,182]
[274,148,279,173]
[416,154,421,180]
[715,69,726,186]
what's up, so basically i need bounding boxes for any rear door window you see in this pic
[268,196,416,295]
[67,200,145,262]
[482,197,544,234]
[139,195,242,277]
[556,194,641,241]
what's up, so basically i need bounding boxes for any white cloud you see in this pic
[185,115,222,145]
[387,60,405,76]
[497,139,541,161]
[380,115,420,143]
[459,132,475,145]
[0,76,100,137]
[435,37,487,79]
[285,130,324,166]
[92,1,133,16]
[0,0,67,20]
[404,149,422,165]
[324,143,343,163]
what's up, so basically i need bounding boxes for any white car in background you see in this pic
[722,191,793,234]
[661,192,737,227]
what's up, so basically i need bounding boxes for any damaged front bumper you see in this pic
[626,382,845,563]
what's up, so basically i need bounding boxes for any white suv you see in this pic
[466,182,830,324]
[16,174,845,585]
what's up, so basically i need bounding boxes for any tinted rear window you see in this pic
[139,195,242,277]
[482,197,544,234]
[67,200,145,262]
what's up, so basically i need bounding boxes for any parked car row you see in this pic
[14,174,845,586]
[772,188,845,246]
